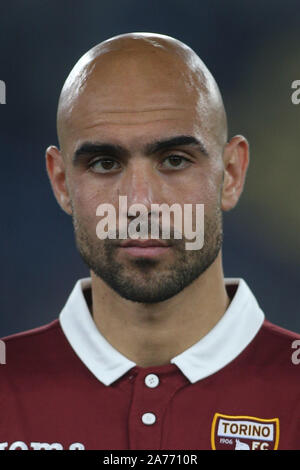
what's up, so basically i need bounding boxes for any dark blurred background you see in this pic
[0,0,299,337]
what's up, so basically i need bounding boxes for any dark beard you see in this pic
[72,206,223,304]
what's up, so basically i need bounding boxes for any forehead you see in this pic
[60,48,215,155]
[65,108,207,160]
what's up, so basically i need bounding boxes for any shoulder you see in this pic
[249,319,300,382]
[1,319,63,355]
[1,319,61,342]
[259,319,300,344]
[0,320,74,378]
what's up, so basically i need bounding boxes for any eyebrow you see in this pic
[72,134,209,165]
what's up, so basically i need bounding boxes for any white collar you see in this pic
[59,277,265,386]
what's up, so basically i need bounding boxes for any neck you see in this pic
[90,252,230,368]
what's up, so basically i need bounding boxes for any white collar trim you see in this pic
[59,277,264,386]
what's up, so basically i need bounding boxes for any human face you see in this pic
[54,49,225,302]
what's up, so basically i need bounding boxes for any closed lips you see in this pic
[120,240,170,247]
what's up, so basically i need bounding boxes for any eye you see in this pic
[89,158,121,173]
[161,154,191,169]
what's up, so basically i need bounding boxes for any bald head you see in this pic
[56,32,227,155]
[47,32,249,292]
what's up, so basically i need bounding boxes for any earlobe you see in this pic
[45,145,72,215]
[221,135,249,212]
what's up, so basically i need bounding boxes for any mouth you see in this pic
[119,239,171,258]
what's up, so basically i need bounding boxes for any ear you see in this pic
[45,145,72,215]
[221,135,249,211]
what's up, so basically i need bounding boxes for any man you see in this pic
[1,32,299,451]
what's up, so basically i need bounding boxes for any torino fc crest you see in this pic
[211,413,280,450]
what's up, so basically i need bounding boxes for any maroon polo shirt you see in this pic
[0,278,299,450]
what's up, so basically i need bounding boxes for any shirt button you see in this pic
[142,412,156,425]
[144,374,160,388]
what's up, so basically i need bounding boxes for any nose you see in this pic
[119,156,161,212]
